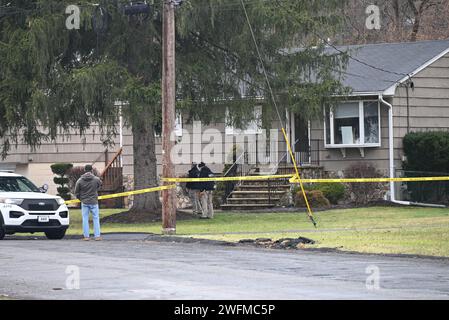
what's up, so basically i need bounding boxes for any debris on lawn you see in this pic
[238,236,315,249]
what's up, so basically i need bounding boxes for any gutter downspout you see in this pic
[379,94,446,208]
[379,94,396,202]
[379,94,400,203]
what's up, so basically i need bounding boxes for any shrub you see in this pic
[344,163,387,205]
[50,163,73,201]
[403,132,449,204]
[212,188,225,209]
[305,182,345,204]
[295,190,330,208]
[57,187,70,195]
[213,180,228,209]
[53,177,69,186]
[50,163,73,176]
[403,131,449,173]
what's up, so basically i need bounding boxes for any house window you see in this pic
[324,100,380,147]
[363,101,379,144]
[334,102,360,144]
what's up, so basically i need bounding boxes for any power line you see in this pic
[335,68,399,84]
[239,0,283,127]
[240,0,317,228]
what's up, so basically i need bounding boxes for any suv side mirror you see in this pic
[40,184,49,193]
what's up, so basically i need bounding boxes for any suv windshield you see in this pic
[0,176,41,193]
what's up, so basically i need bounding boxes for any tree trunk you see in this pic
[408,0,424,42]
[410,13,421,41]
[129,119,162,214]
[393,0,401,32]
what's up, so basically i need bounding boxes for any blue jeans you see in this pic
[81,203,101,238]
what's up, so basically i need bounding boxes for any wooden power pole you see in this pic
[161,0,176,235]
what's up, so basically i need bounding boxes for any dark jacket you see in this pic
[74,172,102,205]
[186,166,200,190]
[198,166,215,191]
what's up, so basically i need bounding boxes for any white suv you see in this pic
[0,172,69,240]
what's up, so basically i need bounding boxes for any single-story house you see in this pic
[2,39,449,204]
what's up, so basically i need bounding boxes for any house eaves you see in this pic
[383,46,449,96]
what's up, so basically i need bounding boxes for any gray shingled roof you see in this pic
[332,39,449,94]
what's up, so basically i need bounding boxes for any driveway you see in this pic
[1,234,448,299]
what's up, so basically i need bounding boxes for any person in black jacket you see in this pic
[186,163,201,214]
[198,162,215,219]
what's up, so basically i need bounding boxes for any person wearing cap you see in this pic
[198,162,215,219]
[74,164,103,241]
[186,163,201,215]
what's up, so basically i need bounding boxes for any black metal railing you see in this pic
[218,139,321,206]
[293,139,320,166]
[220,151,253,202]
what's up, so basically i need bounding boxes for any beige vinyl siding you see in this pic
[0,126,121,194]
[392,52,449,169]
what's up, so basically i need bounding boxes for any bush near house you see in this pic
[304,182,346,204]
[50,163,73,201]
[344,163,387,205]
[212,184,225,209]
[213,163,237,209]
[403,132,449,204]
[295,190,330,208]
[403,131,449,173]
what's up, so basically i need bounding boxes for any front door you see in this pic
[293,113,310,165]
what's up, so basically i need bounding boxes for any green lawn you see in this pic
[65,206,449,257]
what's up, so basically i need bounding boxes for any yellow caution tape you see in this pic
[290,176,449,183]
[64,175,449,205]
[64,184,177,205]
[163,175,449,183]
[162,174,293,182]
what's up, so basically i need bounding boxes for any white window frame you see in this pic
[324,100,381,148]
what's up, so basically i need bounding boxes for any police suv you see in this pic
[0,171,69,240]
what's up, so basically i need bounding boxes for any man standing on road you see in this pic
[198,162,215,219]
[75,164,102,241]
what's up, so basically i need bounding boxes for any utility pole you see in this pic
[161,0,176,235]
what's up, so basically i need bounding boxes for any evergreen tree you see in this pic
[0,0,349,217]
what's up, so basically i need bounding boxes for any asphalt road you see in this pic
[1,234,449,300]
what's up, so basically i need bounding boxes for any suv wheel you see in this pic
[45,229,66,240]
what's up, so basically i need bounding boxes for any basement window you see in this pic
[324,100,380,148]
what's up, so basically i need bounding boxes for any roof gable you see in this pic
[332,39,449,94]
